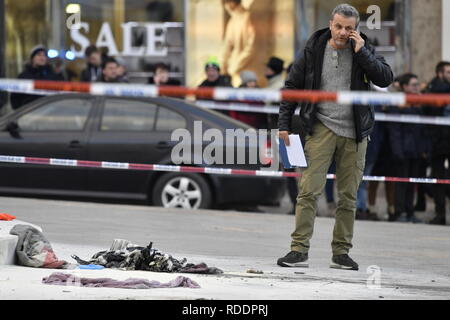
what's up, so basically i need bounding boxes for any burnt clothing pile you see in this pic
[43,272,200,289]
[71,239,223,275]
[9,224,74,269]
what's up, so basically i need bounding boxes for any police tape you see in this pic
[0,155,449,185]
[1,79,450,106]
[3,84,448,126]
[195,100,450,126]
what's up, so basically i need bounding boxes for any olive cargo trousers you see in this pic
[292,121,367,255]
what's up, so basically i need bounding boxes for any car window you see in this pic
[101,99,157,131]
[17,99,92,131]
[156,107,186,131]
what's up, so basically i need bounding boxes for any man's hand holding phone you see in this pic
[349,30,365,53]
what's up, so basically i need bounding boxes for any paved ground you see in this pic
[0,195,449,300]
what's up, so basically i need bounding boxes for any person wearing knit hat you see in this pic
[205,61,220,72]
[198,57,233,117]
[29,45,47,61]
[29,45,48,68]
[10,44,59,110]
[264,56,285,129]
[239,70,257,88]
[80,45,102,82]
[265,56,285,89]
[227,70,267,128]
[266,57,285,76]
[198,57,232,88]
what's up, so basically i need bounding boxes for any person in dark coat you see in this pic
[355,93,386,221]
[423,61,450,225]
[198,60,233,116]
[98,57,128,83]
[10,45,59,110]
[226,70,267,128]
[386,73,429,223]
[148,63,181,86]
[198,60,232,88]
[49,57,77,82]
[80,45,102,82]
[277,4,393,271]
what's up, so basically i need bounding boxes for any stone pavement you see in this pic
[0,195,449,300]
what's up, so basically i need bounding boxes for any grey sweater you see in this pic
[316,42,354,139]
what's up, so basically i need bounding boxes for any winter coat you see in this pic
[198,75,233,88]
[80,63,102,82]
[10,64,60,110]
[423,77,450,157]
[278,28,394,143]
[386,105,430,160]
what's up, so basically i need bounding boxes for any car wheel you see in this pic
[152,173,212,209]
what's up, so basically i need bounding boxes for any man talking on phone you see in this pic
[277,4,393,270]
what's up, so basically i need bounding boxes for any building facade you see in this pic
[0,0,448,86]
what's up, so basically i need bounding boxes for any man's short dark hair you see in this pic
[435,61,450,75]
[398,73,418,88]
[102,57,118,70]
[330,3,360,27]
[154,63,169,72]
[85,45,99,58]
[224,0,241,4]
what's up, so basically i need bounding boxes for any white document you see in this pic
[286,135,307,167]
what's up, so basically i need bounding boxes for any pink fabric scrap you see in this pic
[42,272,201,289]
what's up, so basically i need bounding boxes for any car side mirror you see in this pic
[6,121,21,138]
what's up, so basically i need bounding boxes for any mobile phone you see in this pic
[350,38,355,48]
[350,25,360,48]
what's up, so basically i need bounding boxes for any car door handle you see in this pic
[68,140,83,149]
[156,141,171,149]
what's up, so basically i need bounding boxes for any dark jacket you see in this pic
[97,74,129,83]
[148,77,181,86]
[278,28,394,143]
[10,64,59,110]
[423,77,450,156]
[198,75,232,88]
[364,104,385,166]
[386,105,430,161]
[198,75,233,117]
[80,63,102,82]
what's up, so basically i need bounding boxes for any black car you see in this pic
[0,94,286,209]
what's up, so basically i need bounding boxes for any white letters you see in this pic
[96,22,119,56]
[366,265,382,289]
[366,5,381,30]
[70,22,90,58]
[122,22,146,56]
[69,21,168,57]
[203,128,224,165]
[171,128,192,165]
[66,12,81,30]
[183,305,216,317]
[145,24,168,56]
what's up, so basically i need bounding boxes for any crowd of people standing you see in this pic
[3,43,449,225]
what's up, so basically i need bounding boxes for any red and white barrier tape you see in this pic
[2,86,448,126]
[1,155,449,185]
[196,100,450,126]
[3,79,449,126]
[1,79,450,107]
